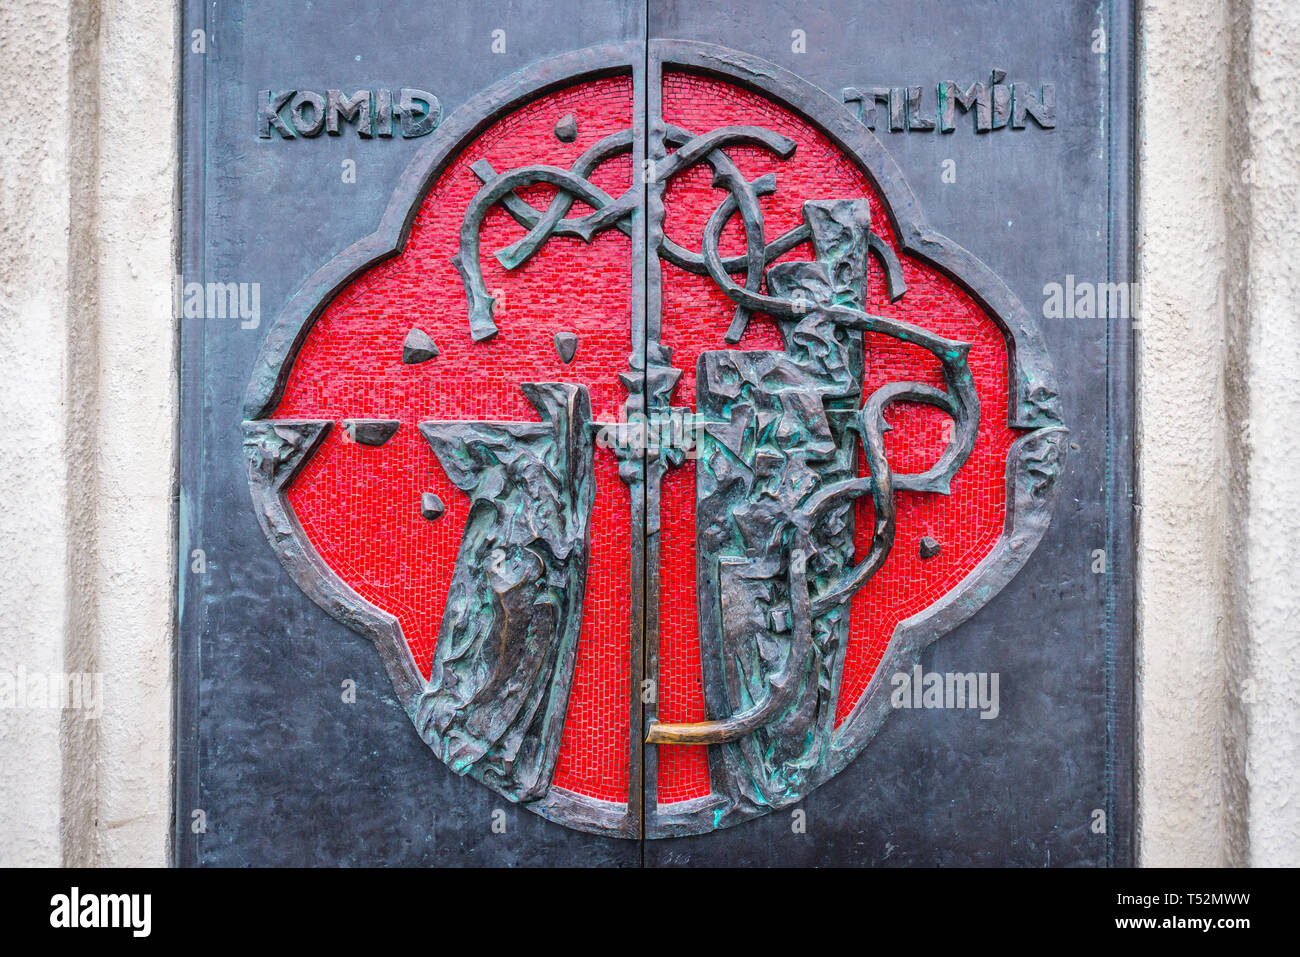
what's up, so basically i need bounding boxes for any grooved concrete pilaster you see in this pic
[1236,0,1300,868]
[1136,0,1239,868]
[0,0,176,867]
[1138,0,1300,867]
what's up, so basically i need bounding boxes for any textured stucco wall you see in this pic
[0,0,176,866]
[1236,0,1300,867]
[0,0,1296,866]
[0,0,77,868]
[1137,0,1300,867]
[1135,0,1240,867]
[92,0,178,867]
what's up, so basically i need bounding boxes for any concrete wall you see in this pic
[1137,0,1300,866]
[1233,0,1300,868]
[0,0,176,866]
[0,0,79,867]
[1136,0,1242,868]
[0,0,1294,866]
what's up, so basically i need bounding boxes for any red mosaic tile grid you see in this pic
[654,72,1018,803]
[274,76,635,803]
[264,67,1018,811]
[551,445,633,800]
[655,460,709,804]
[840,270,1019,727]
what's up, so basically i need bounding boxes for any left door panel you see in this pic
[177,0,646,866]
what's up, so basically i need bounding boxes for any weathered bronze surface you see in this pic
[241,40,1068,839]
[416,383,595,802]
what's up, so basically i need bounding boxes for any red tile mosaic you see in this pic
[655,71,1018,805]
[274,76,635,804]
[266,67,1019,813]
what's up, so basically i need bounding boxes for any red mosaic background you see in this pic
[653,72,1019,803]
[266,68,1019,814]
[274,76,635,804]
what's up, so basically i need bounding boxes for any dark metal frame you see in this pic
[208,34,1126,844]
[1106,0,1138,868]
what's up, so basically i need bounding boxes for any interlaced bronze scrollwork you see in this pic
[451,120,982,808]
